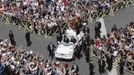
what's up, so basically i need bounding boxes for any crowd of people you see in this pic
[92,22,134,75]
[1,23,134,75]
[0,0,134,75]
[0,37,80,75]
[0,0,132,37]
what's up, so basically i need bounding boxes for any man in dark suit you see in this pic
[47,42,56,59]
[83,25,90,34]
[89,60,94,75]
[71,62,79,74]
[98,57,106,75]
[111,24,117,32]
[106,54,113,71]
[119,58,125,75]
[76,23,82,35]
[8,30,16,46]
[75,43,82,59]
[56,32,62,44]
[25,31,31,46]
[95,21,101,38]
[63,35,69,43]
[84,33,90,46]
[85,46,90,63]
[82,34,88,54]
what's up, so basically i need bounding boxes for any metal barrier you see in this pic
[4,1,131,33]
[0,0,133,38]
[125,57,134,73]
[0,14,69,38]
[126,0,134,7]
[91,45,134,73]
[88,0,134,22]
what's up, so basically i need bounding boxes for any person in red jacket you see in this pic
[95,37,100,48]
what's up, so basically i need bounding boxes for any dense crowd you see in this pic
[0,38,79,75]
[0,0,134,75]
[0,0,132,36]
[92,22,134,74]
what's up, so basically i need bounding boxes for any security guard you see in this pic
[9,30,16,46]
[25,31,31,46]
[89,60,94,75]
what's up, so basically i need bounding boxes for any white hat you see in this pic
[40,62,43,65]
[83,23,86,26]
[46,64,50,68]
[29,51,33,54]
[2,53,6,56]
[10,65,15,70]
[131,35,134,38]
[0,41,4,45]
[56,61,60,64]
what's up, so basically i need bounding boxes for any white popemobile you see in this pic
[55,28,84,60]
